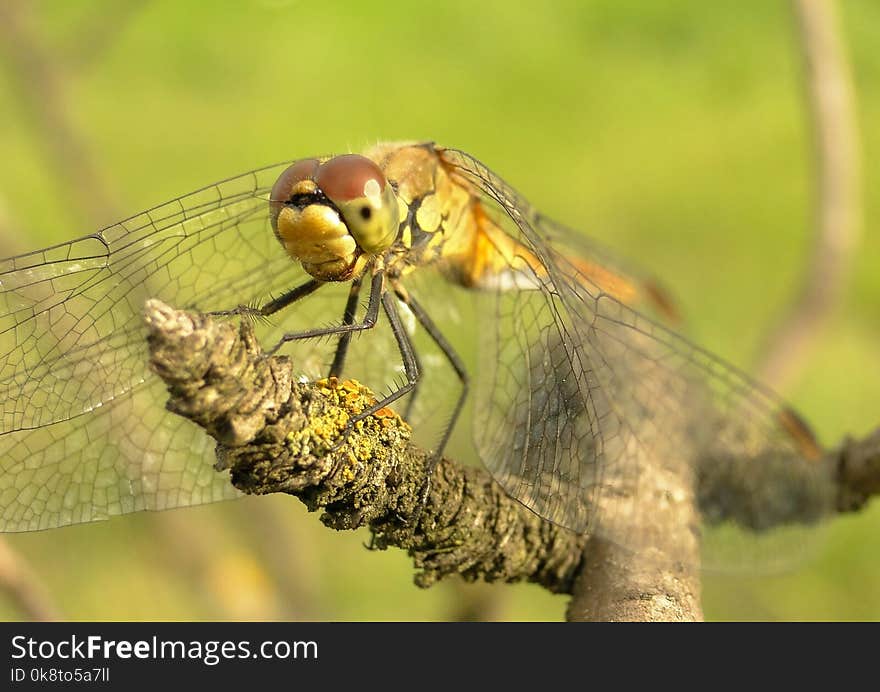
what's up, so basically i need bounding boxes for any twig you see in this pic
[566,535,702,622]
[145,300,880,620]
[0,538,61,621]
[0,0,122,229]
[61,0,148,72]
[836,428,880,513]
[756,0,862,389]
[565,443,703,621]
[446,581,507,622]
[224,499,324,620]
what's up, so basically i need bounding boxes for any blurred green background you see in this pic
[0,0,878,621]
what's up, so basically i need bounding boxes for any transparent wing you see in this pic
[531,214,682,323]
[441,148,835,570]
[0,163,408,532]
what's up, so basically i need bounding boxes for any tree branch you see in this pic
[145,300,880,620]
[0,0,122,229]
[145,300,585,594]
[756,0,862,389]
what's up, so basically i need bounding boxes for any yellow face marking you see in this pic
[269,154,402,281]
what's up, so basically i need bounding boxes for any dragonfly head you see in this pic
[270,154,400,281]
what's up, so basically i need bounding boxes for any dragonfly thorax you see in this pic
[269,154,401,281]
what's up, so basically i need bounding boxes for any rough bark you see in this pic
[146,300,586,594]
[145,300,880,621]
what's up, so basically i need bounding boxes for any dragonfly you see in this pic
[0,141,833,568]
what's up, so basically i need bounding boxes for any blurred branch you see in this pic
[223,499,324,620]
[0,1,130,622]
[61,0,147,71]
[0,538,61,621]
[150,510,255,619]
[0,0,121,229]
[836,428,880,513]
[446,581,507,622]
[566,535,701,622]
[565,440,702,620]
[756,0,862,389]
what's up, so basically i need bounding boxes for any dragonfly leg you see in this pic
[269,270,384,354]
[209,278,325,318]
[328,289,422,525]
[393,288,469,530]
[329,287,419,449]
[394,287,469,460]
[328,277,364,378]
[401,337,423,422]
[343,289,421,422]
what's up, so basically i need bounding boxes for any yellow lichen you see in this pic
[280,377,413,461]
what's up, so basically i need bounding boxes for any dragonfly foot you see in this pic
[327,418,357,456]
[207,304,262,319]
[407,455,441,535]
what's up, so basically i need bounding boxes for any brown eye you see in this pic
[360,206,372,220]
[269,158,319,221]
[315,154,386,202]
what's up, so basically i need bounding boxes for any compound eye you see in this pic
[269,158,319,222]
[314,154,398,254]
[315,154,387,202]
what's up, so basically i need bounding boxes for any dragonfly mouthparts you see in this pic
[287,190,338,214]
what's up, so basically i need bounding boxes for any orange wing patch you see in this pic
[776,407,824,462]
[466,203,679,325]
